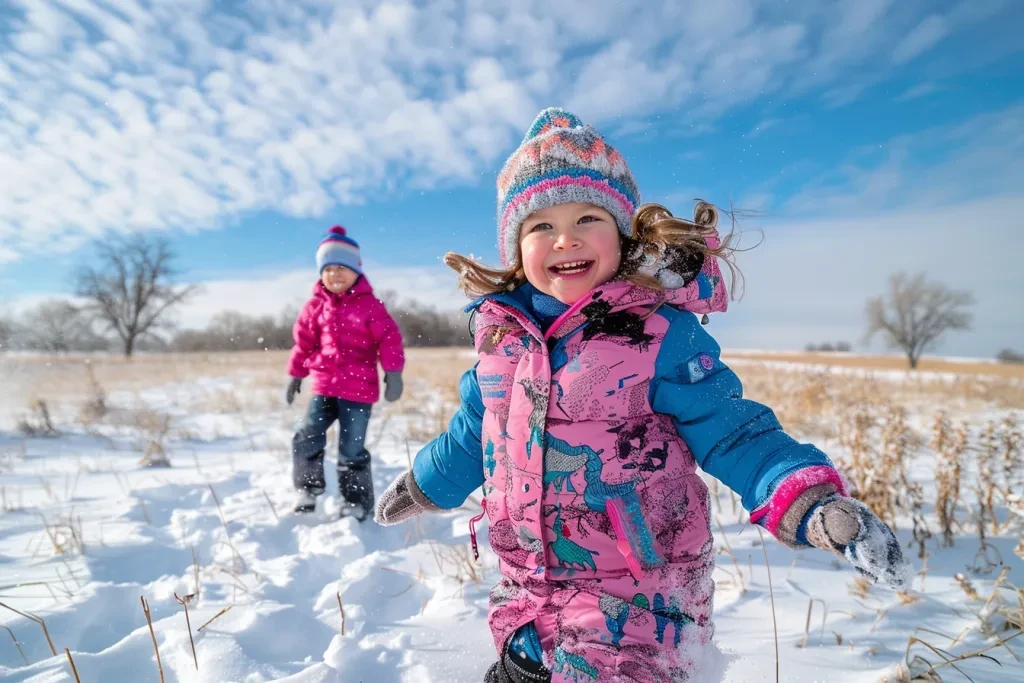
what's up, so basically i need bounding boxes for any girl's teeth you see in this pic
[553,261,589,273]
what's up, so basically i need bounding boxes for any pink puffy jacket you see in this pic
[287,277,405,403]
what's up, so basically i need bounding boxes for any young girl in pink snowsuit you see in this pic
[376,109,910,682]
[287,225,405,520]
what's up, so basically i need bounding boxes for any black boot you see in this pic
[483,660,506,683]
[338,460,374,521]
[483,651,551,683]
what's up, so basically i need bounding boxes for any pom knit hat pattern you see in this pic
[316,225,362,275]
[496,107,641,267]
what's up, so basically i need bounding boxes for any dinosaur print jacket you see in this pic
[411,260,845,682]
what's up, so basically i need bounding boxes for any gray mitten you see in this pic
[285,377,302,405]
[374,470,440,526]
[806,496,912,590]
[384,371,403,402]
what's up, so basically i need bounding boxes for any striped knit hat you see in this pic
[316,225,362,275]
[496,107,640,267]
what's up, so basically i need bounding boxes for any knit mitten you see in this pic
[804,495,912,590]
[384,371,403,402]
[285,377,302,405]
[374,470,440,526]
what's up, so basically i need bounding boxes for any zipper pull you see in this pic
[469,499,488,561]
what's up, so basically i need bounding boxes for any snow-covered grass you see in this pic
[0,349,1021,682]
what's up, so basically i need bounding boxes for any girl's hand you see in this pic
[806,496,912,591]
[285,377,302,405]
[375,470,440,526]
[384,371,403,402]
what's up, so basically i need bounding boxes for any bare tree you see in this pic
[865,272,974,369]
[76,234,198,357]
[19,300,105,353]
[0,315,13,352]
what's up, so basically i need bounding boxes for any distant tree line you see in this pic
[1,295,470,354]
[805,341,853,353]
[0,236,996,367]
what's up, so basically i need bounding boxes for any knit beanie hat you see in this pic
[496,107,641,267]
[316,225,362,275]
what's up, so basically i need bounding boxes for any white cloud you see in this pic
[747,118,781,138]
[0,246,20,264]
[0,0,1018,264]
[892,15,949,65]
[785,104,1024,215]
[895,82,941,102]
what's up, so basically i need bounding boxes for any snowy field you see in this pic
[0,349,1021,683]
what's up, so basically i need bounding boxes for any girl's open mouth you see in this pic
[548,260,593,279]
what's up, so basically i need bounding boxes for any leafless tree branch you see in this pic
[76,234,198,357]
[865,272,974,369]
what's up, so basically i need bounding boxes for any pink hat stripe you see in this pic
[498,175,636,262]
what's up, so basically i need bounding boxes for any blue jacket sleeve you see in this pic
[411,365,486,509]
[649,308,837,512]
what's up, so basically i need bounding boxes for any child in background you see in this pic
[375,109,910,682]
[286,225,405,520]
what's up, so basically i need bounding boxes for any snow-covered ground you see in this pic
[0,353,1021,682]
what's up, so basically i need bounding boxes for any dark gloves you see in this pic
[384,371,403,403]
[286,377,303,405]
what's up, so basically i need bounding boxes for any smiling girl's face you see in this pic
[518,203,621,305]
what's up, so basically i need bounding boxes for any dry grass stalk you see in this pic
[714,516,745,594]
[849,575,873,600]
[192,546,201,600]
[208,484,249,576]
[261,489,280,522]
[65,648,82,683]
[140,595,165,683]
[977,421,999,536]
[2,625,28,666]
[977,567,1023,637]
[39,512,87,556]
[174,592,199,670]
[954,572,980,601]
[799,599,817,648]
[17,399,58,437]
[135,409,172,467]
[78,363,108,425]
[883,406,929,555]
[755,527,779,683]
[901,628,1022,682]
[999,414,1021,532]
[933,413,966,547]
[0,601,56,656]
[336,592,346,636]
[197,605,234,632]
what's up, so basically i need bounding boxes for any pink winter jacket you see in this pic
[414,244,845,680]
[286,277,405,404]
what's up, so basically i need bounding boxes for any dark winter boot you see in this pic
[483,652,551,683]
[293,490,317,513]
[338,460,374,521]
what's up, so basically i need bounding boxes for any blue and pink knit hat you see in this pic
[496,107,640,267]
[316,225,362,275]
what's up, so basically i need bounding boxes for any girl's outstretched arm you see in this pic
[649,307,842,531]
[650,308,909,588]
[376,366,486,525]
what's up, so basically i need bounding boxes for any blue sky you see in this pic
[1,0,1022,356]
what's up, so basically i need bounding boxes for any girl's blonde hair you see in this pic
[444,201,741,300]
